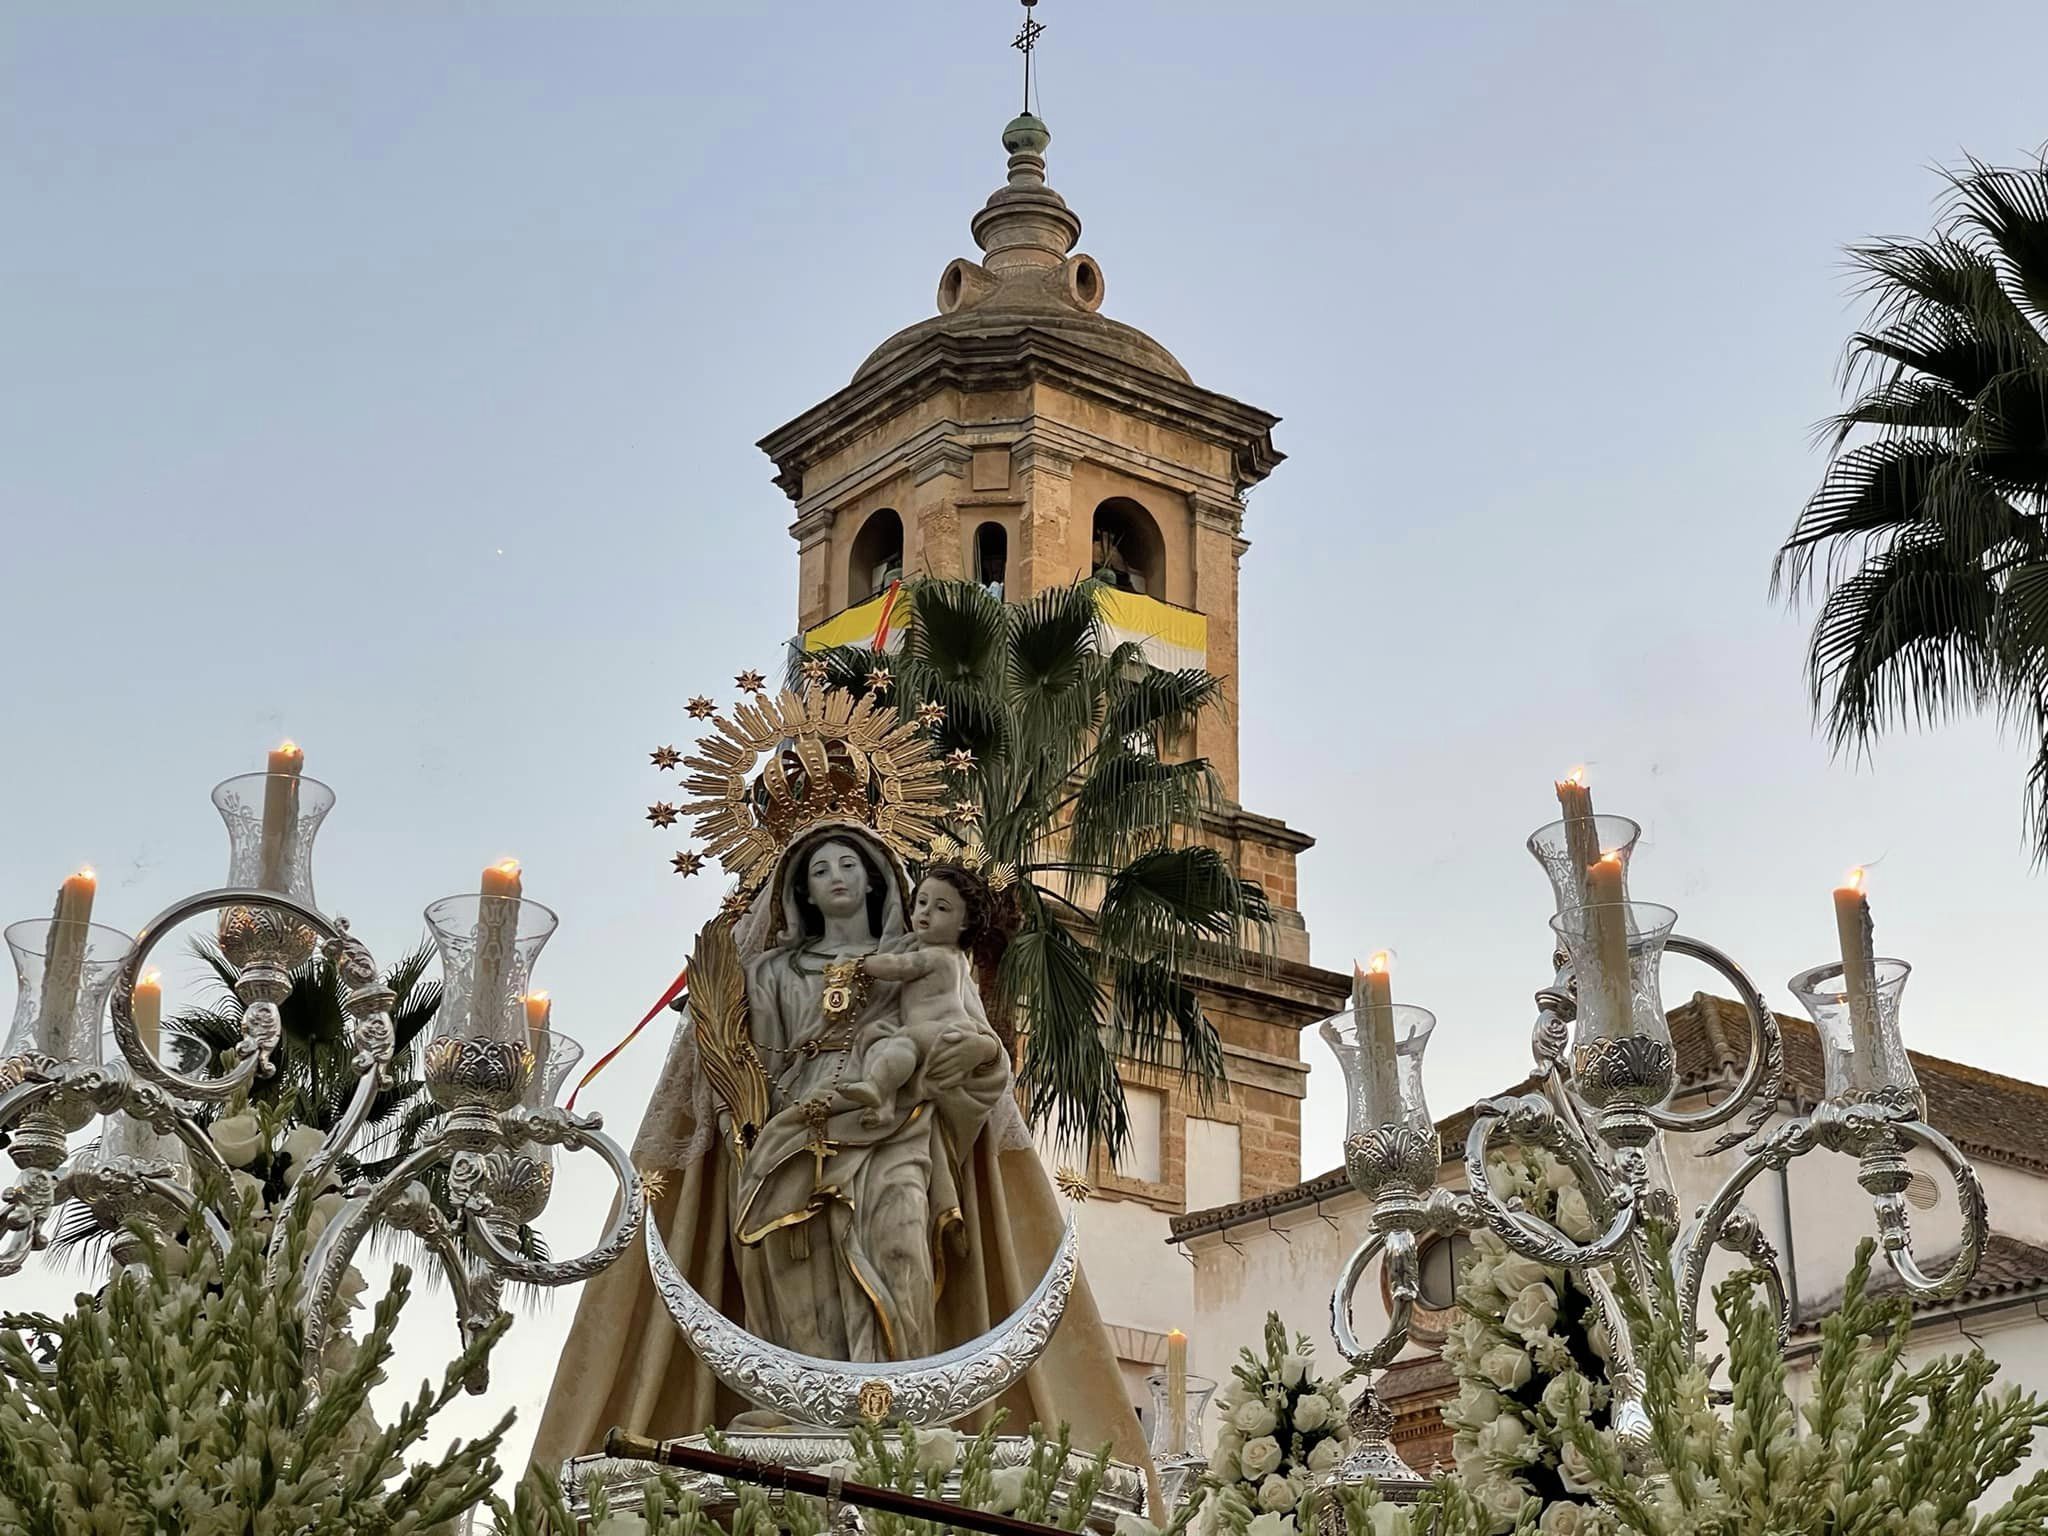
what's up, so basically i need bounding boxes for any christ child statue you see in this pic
[841,866,1004,1128]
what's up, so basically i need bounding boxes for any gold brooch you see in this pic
[820,959,871,1026]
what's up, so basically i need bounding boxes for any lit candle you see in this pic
[258,741,305,893]
[1354,952,1399,1127]
[1165,1328,1189,1453]
[1555,767,1600,908]
[1584,854,1635,1037]
[523,990,552,1042]
[35,868,96,1059]
[1833,867,1879,1084]
[470,859,523,1039]
[132,970,162,1061]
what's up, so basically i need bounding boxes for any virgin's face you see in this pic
[804,840,870,921]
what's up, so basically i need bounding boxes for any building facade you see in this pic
[756,110,1349,1420]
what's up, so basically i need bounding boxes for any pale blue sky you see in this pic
[6,0,2048,1469]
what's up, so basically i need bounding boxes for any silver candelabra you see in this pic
[1318,792,1989,1516]
[0,760,645,1386]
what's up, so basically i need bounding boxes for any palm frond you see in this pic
[1002,901,1124,1156]
[1109,957,1227,1097]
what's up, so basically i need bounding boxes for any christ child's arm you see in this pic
[858,947,940,983]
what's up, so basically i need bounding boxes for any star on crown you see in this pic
[944,748,977,775]
[686,696,717,720]
[647,802,680,828]
[799,656,831,688]
[650,745,682,771]
[671,850,705,877]
[735,669,767,694]
[867,666,893,698]
[916,701,947,728]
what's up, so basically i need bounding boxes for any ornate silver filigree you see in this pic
[645,1198,1078,1427]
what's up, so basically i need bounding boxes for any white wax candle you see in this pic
[258,742,304,893]
[133,970,162,1061]
[1354,953,1399,1126]
[36,868,96,1058]
[1165,1328,1188,1452]
[1833,869,1879,1087]
[470,860,523,1038]
[1555,769,1599,908]
[1584,855,1634,1037]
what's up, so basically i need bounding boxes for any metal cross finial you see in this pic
[1012,0,1044,114]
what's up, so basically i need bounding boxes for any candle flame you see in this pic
[526,990,549,1004]
[1560,765,1587,787]
[139,969,162,988]
[1840,865,1867,895]
[1368,950,1392,976]
[495,858,522,876]
[277,738,300,755]
[73,866,96,884]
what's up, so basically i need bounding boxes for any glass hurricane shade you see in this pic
[4,918,135,1067]
[1322,1002,1437,1139]
[1789,957,1922,1115]
[1549,901,1677,1051]
[1145,1370,1217,1460]
[211,772,335,907]
[96,1029,185,1167]
[423,893,559,1044]
[525,1028,584,1110]
[1527,814,1642,918]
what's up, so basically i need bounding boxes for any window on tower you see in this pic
[1090,498,1165,597]
[974,520,1008,598]
[847,508,904,604]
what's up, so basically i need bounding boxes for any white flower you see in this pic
[1367,1506,1411,1536]
[1539,1504,1586,1536]
[1291,1393,1332,1432]
[1555,1186,1598,1242]
[1558,1439,1596,1494]
[209,1111,265,1168]
[1115,1516,1162,1536]
[1492,1253,1552,1296]
[305,1191,346,1247]
[1541,1155,1578,1190]
[1447,1382,1505,1430]
[1217,1377,1249,1412]
[1211,1447,1239,1484]
[911,1427,959,1475]
[1307,1436,1341,1473]
[1476,1415,1532,1466]
[1479,1474,1531,1525]
[1215,1427,1244,1460]
[231,1170,266,1209]
[1502,1282,1559,1340]
[1587,1315,1612,1364]
[1478,1342,1533,1390]
[280,1124,329,1186]
[1232,1397,1277,1437]
[593,1517,647,1536]
[1256,1474,1297,1513]
[1245,1513,1296,1536]
[1239,1435,1282,1479]
[987,1466,1028,1513]
[1541,1372,1589,1424]
[1278,1353,1309,1388]
[334,1265,368,1312]
[1527,1328,1574,1374]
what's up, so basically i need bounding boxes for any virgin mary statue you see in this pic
[531,815,1145,1471]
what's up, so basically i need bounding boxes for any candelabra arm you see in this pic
[1464,1095,1641,1267]
[1581,1269,1652,1468]
[1675,1118,1814,1354]
[111,889,347,1102]
[299,1138,456,1365]
[382,1179,504,1394]
[1867,1119,1988,1303]
[141,1172,234,1260]
[1635,936,1785,1154]
[263,1065,386,1283]
[457,1107,645,1288]
[1332,1230,1409,1372]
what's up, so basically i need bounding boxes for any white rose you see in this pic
[912,1427,959,1475]
[1478,1342,1533,1391]
[1215,1427,1244,1459]
[1115,1516,1162,1536]
[1307,1436,1341,1473]
[1238,1434,1282,1479]
[1502,1282,1559,1340]
[1540,1372,1588,1424]
[1476,1415,1532,1466]
[209,1111,265,1168]
[1481,1476,1531,1526]
[1448,1382,1505,1430]
[1541,1155,1577,1190]
[1558,1440,1596,1494]
[1540,1504,1585,1536]
[304,1191,346,1247]
[1461,1248,1500,1301]
[1245,1513,1297,1536]
[1291,1393,1331,1432]
[1232,1397,1278,1437]
[1211,1447,1240,1484]
[1218,1377,1249,1411]
[1492,1253,1552,1297]
[1278,1353,1309,1388]
[231,1170,267,1210]
[1554,1187,1598,1242]
[988,1466,1028,1513]
[280,1124,329,1186]
[1367,1506,1411,1536]
[1256,1475,1297,1513]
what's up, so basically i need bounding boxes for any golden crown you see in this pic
[654,672,952,892]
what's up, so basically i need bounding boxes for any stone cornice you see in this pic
[759,327,1284,504]
[908,439,972,485]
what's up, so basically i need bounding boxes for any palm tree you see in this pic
[1773,154,2048,859]
[802,576,1272,1157]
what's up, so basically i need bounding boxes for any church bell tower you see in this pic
[757,92,1348,1408]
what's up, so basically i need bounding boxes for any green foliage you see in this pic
[1773,152,2048,861]
[803,576,1272,1157]
[0,1191,510,1534]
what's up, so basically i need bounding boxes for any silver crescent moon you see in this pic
[645,1198,1078,1427]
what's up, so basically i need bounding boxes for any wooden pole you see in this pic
[602,1430,1082,1536]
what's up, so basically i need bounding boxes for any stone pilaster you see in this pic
[1012,439,1076,599]
[1190,490,1246,802]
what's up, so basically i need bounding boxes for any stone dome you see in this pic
[850,115,1190,386]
